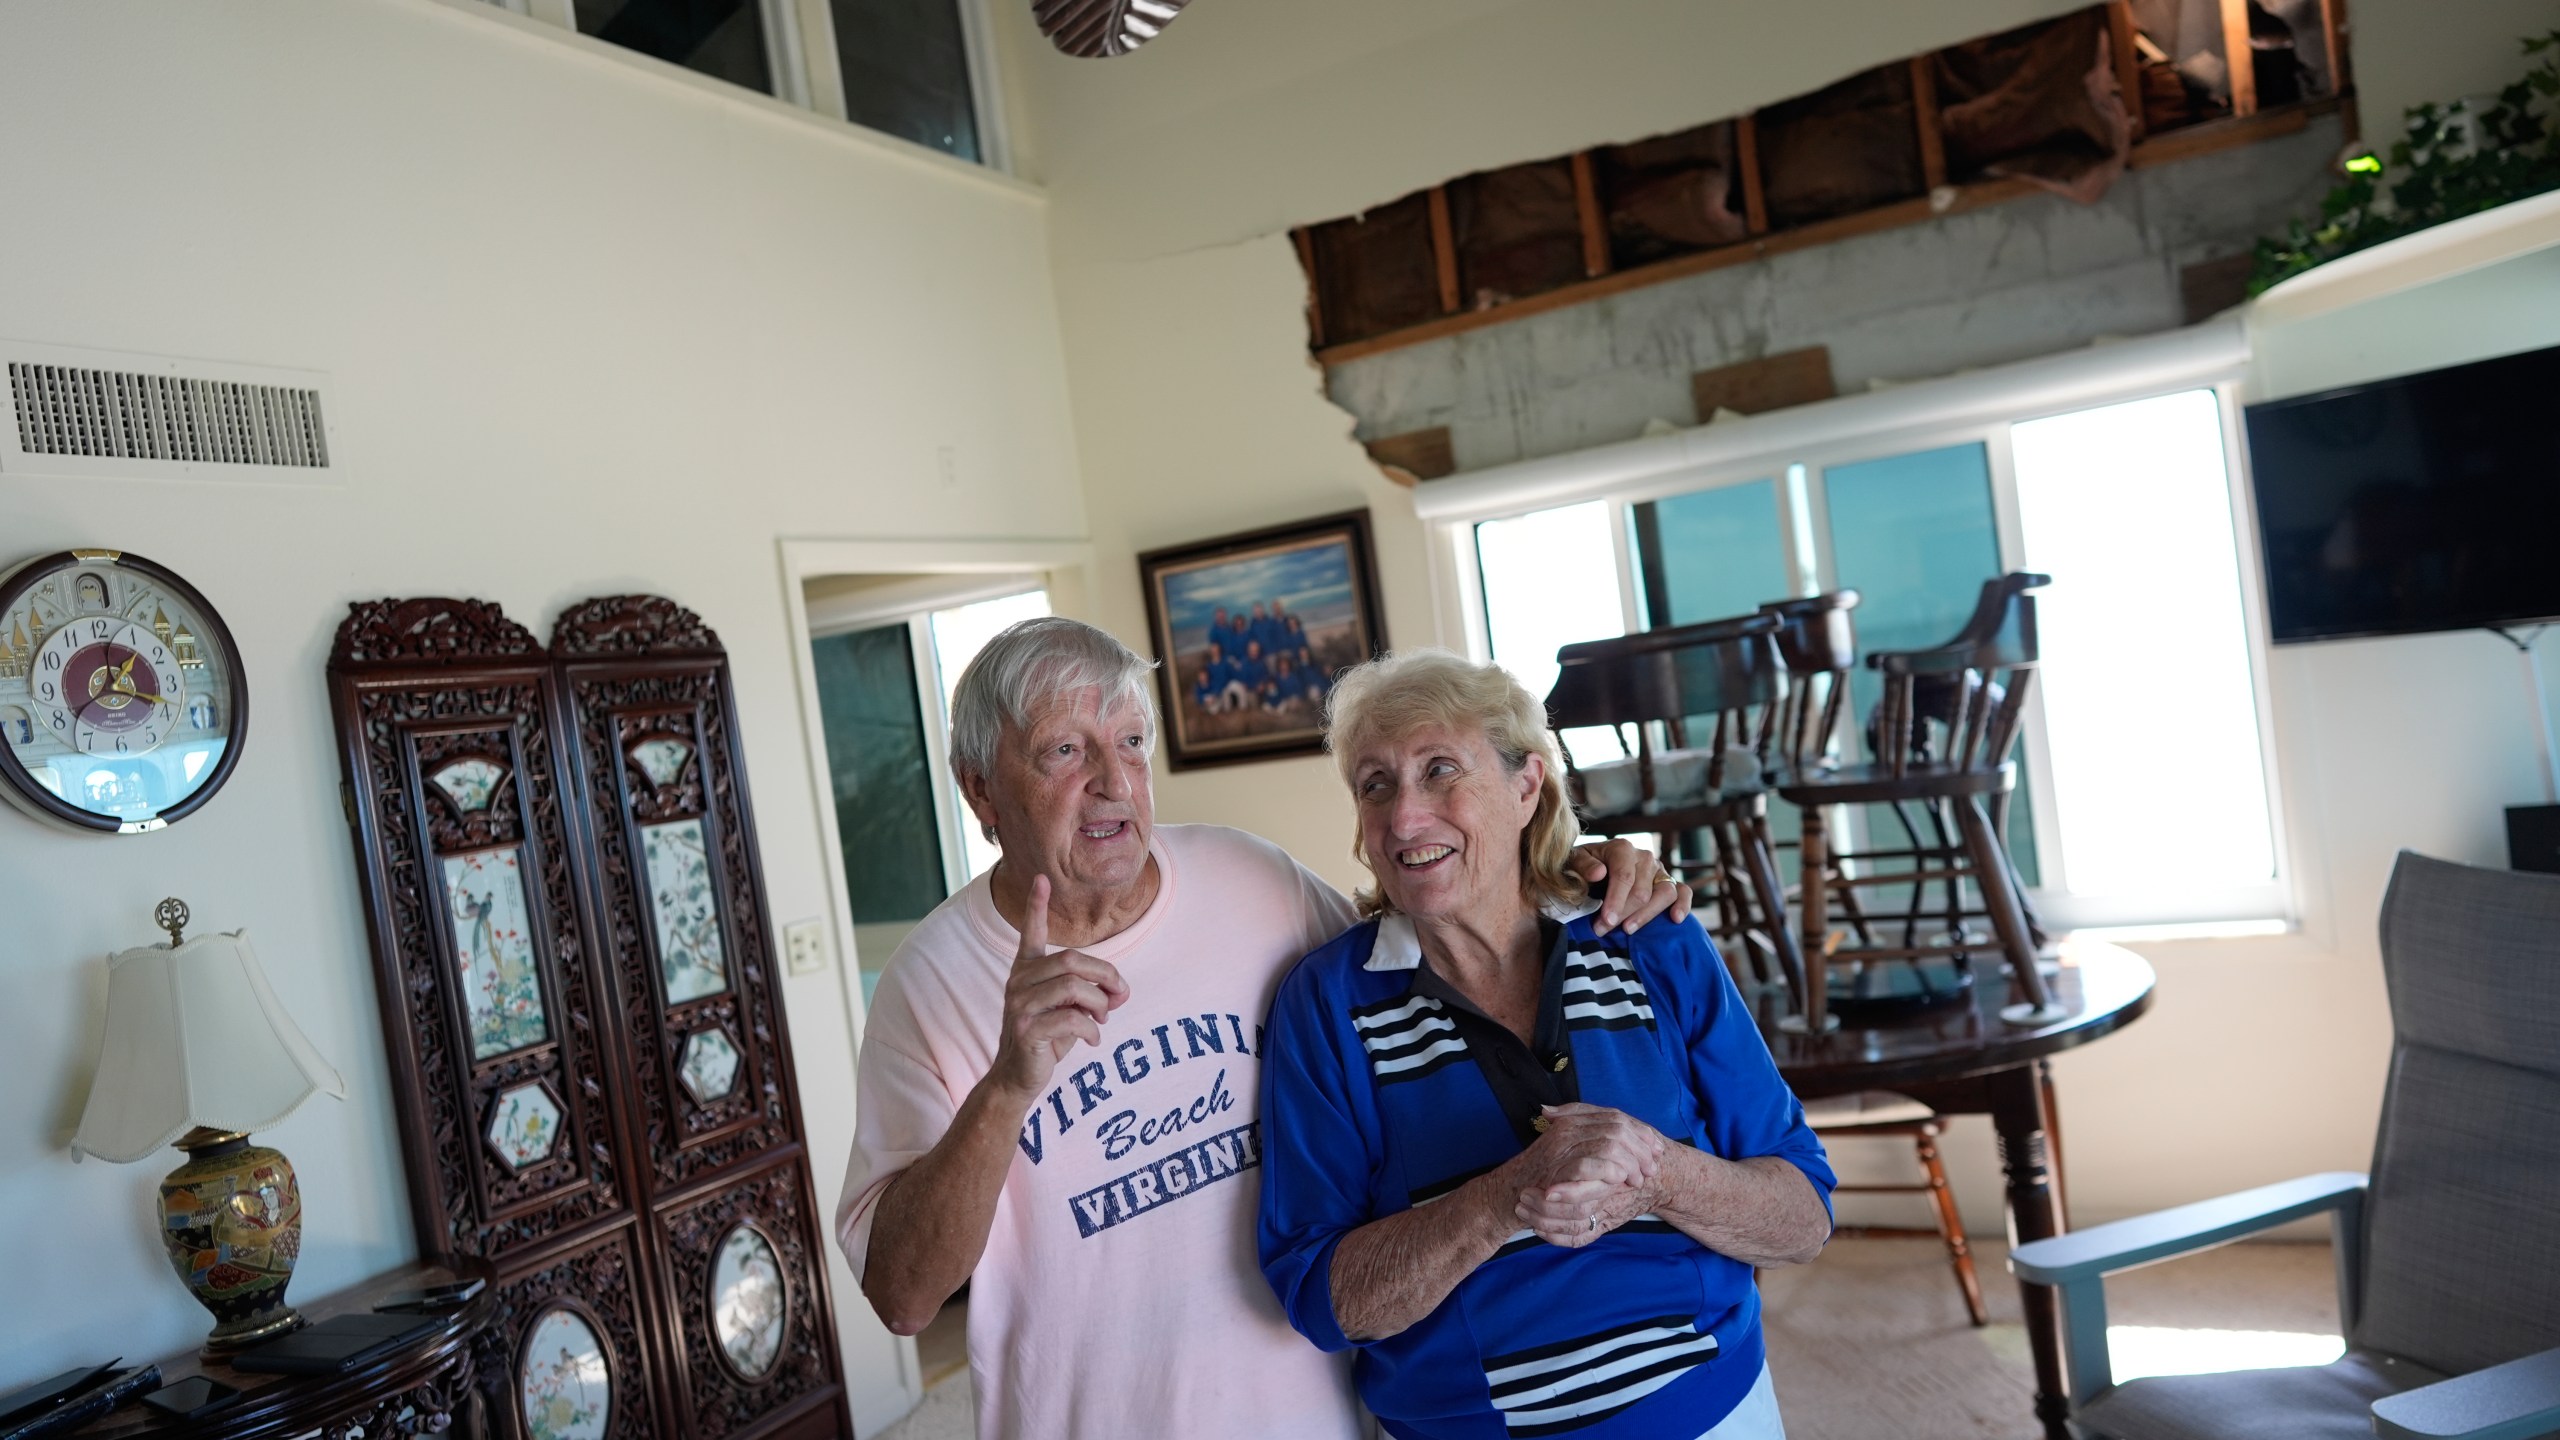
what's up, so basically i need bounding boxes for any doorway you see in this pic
[804,574,1049,1002]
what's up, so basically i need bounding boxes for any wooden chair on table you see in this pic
[1763,590,1989,1327]
[1545,613,1808,1010]
[1774,573,2066,1037]
[1758,590,1886,953]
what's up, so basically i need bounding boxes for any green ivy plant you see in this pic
[2249,31,2560,295]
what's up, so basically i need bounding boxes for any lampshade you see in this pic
[71,929,347,1164]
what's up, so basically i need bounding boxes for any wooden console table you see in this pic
[1757,937,2157,1440]
[76,1258,497,1440]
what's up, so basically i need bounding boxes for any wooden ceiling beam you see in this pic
[1427,186,1461,314]
[1571,151,1612,278]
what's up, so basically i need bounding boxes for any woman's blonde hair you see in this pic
[1323,648,1584,918]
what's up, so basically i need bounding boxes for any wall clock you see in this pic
[0,550,248,834]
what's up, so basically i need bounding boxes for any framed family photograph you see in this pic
[1139,509,1387,770]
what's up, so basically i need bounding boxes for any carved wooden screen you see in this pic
[329,599,670,1439]
[329,596,847,1440]
[550,596,845,1440]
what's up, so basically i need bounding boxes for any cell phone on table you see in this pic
[375,1277,486,1313]
[140,1377,239,1421]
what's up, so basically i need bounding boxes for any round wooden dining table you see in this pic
[1754,937,2157,1440]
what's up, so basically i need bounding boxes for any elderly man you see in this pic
[838,617,1686,1440]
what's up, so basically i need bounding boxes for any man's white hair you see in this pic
[948,616,1158,781]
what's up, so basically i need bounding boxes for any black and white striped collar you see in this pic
[1363,896,1604,972]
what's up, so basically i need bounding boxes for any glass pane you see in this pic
[929,590,1052,882]
[1819,441,2039,886]
[642,818,732,1001]
[810,623,947,925]
[578,0,774,96]
[2014,390,2274,896]
[1475,501,1625,768]
[1630,478,1790,627]
[831,0,981,162]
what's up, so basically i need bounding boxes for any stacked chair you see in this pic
[1772,572,2063,1036]
[1546,612,1809,1012]
[1542,572,2063,1330]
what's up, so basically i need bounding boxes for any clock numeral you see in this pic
[87,619,111,640]
[35,680,54,701]
[40,652,61,672]
[113,735,128,754]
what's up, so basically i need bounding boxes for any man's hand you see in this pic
[1507,1104,1669,1249]
[1569,838,1693,934]
[988,875,1129,1102]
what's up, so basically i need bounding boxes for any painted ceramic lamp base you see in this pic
[160,1128,308,1354]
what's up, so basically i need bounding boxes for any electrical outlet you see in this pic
[783,919,829,975]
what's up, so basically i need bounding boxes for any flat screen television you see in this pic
[2243,342,2560,644]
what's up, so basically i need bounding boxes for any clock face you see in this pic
[0,552,247,833]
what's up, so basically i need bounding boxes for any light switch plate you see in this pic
[783,919,829,975]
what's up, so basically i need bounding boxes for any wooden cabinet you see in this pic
[330,596,848,1440]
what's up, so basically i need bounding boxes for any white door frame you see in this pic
[774,535,1091,1416]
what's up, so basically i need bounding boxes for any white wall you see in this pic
[1015,0,2560,1235]
[0,1,1084,1428]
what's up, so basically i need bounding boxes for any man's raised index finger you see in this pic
[1019,873,1051,959]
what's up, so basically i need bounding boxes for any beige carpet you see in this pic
[874,1237,2340,1440]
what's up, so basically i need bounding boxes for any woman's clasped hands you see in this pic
[1504,1102,1672,1249]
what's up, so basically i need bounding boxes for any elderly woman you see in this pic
[1258,650,1835,1440]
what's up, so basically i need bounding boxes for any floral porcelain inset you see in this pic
[678,1027,743,1105]
[486,1081,564,1172]
[629,736,693,789]
[428,756,508,813]
[520,1305,611,1440]
[641,819,728,1003]
[711,1224,786,1379]
[443,847,549,1058]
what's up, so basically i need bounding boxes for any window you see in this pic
[576,0,778,96]
[529,0,1001,168]
[808,585,1047,997]
[1453,360,2282,930]
[830,0,982,162]
[2011,390,2277,923]
[1474,501,1625,768]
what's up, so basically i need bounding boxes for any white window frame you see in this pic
[515,0,1012,172]
[1414,315,2293,931]
[784,0,1012,171]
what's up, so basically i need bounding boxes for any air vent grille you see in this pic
[6,362,330,468]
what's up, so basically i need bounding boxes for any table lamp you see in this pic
[70,899,347,1356]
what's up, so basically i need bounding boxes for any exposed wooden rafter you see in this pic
[1427,186,1461,313]
[1910,56,1948,191]
[1312,99,2342,367]
[1735,114,1771,235]
[1570,152,1612,278]
[2220,0,2259,117]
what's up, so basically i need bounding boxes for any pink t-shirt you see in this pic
[838,824,1365,1440]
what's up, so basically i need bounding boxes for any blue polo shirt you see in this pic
[1258,904,1832,1440]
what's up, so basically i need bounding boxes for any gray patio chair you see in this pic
[2010,850,2560,1440]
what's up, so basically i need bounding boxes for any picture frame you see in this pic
[1139,509,1387,770]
